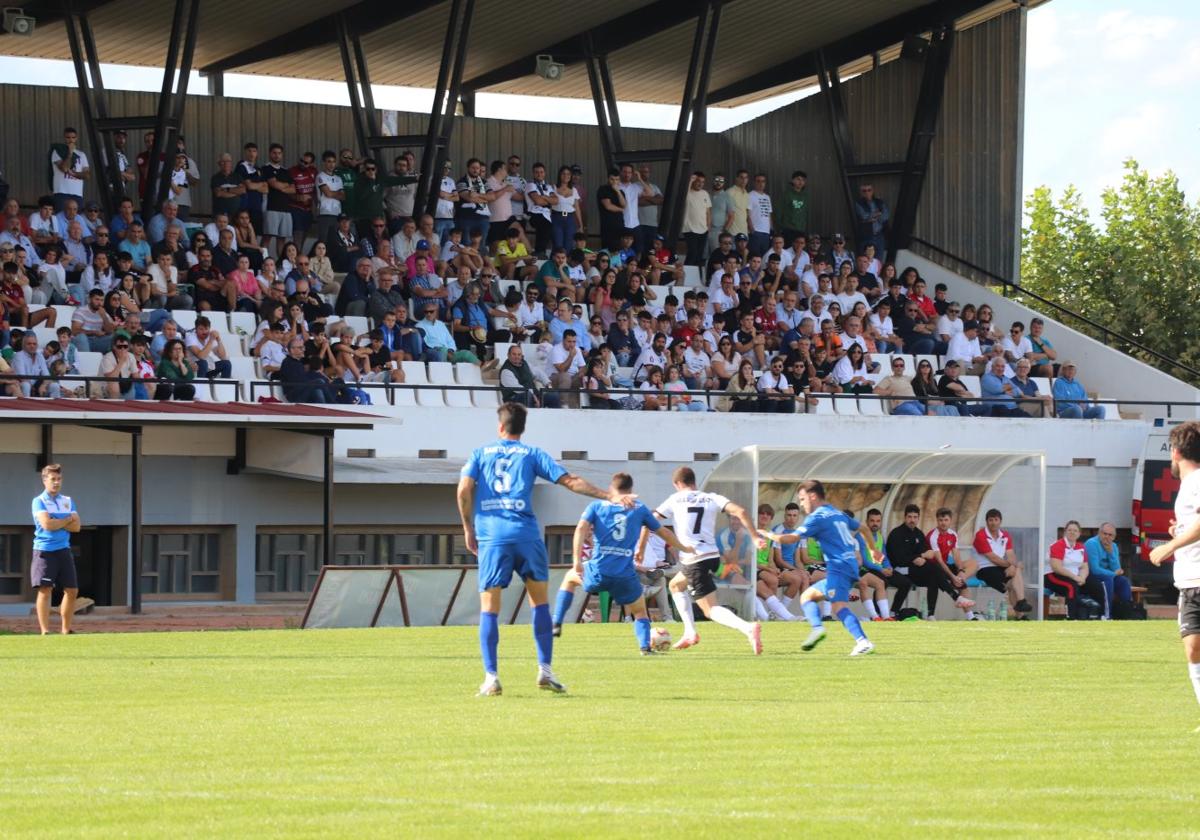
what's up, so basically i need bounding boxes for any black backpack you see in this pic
[1112,600,1148,620]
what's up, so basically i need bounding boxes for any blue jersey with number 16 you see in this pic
[462,439,567,544]
[798,504,861,578]
[583,500,660,576]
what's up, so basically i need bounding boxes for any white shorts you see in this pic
[264,211,293,238]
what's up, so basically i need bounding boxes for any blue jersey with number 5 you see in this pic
[583,500,660,576]
[462,439,567,544]
[798,505,861,578]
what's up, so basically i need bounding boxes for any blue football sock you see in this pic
[532,603,553,667]
[479,611,499,675]
[802,599,824,628]
[836,607,867,641]
[634,617,651,650]
[552,588,574,626]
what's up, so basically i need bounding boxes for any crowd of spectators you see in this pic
[0,128,1108,417]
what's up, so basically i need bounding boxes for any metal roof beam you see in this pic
[460,0,710,93]
[706,0,991,104]
[198,0,447,74]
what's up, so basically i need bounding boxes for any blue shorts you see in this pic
[814,571,857,604]
[477,540,549,591]
[582,563,644,606]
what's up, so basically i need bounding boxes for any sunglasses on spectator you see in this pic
[115,342,129,349]
[373,223,386,228]
[892,361,905,368]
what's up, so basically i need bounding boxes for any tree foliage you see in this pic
[1020,160,1200,382]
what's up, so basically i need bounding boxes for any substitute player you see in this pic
[651,466,764,654]
[457,403,636,697]
[31,463,81,635]
[551,472,692,653]
[1148,421,1200,715]
[761,480,880,656]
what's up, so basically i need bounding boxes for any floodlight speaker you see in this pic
[535,54,564,82]
[2,8,35,36]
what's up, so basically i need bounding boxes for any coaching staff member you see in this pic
[32,464,81,635]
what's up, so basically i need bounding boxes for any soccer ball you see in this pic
[650,627,672,651]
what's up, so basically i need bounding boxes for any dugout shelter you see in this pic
[702,445,1048,619]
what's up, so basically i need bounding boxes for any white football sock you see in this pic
[780,595,793,607]
[1190,662,1200,706]
[672,590,697,637]
[764,595,797,621]
[878,598,891,619]
[863,599,879,620]
[820,601,832,618]
[709,604,753,634]
[754,598,770,621]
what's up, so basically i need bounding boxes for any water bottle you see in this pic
[999,600,1008,621]
[986,599,997,621]
[918,589,928,619]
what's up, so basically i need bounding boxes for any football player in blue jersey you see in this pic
[457,403,637,697]
[551,472,693,653]
[761,480,882,656]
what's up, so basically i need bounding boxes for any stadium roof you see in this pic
[6,0,1042,107]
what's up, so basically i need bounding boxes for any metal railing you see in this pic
[908,236,1200,383]
[240,377,1200,419]
[1,373,243,401]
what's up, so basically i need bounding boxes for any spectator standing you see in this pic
[484,160,517,244]
[261,143,297,257]
[617,165,649,251]
[595,168,626,252]
[167,148,200,220]
[314,151,345,247]
[706,174,734,257]
[725,170,750,241]
[636,164,664,247]
[1045,520,1107,619]
[853,183,889,261]
[455,158,493,241]
[383,155,417,235]
[1084,522,1133,619]
[288,151,317,248]
[1052,361,1106,419]
[778,170,810,245]
[680,171,712,267]
[210,153,245,222]
[433,159,459,244]
[746,173,774,257]
[551,166,583,252]
[524,162,555,256]
[236,142,267,234]
[505,155,527,224]
[31,464,81,635]
[49,128,90,212]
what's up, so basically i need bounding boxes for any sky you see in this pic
[0,0,1195,218]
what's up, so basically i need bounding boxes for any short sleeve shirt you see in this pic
[972,527,1012,571]
[33,491,76,551]
[316,172,344,216]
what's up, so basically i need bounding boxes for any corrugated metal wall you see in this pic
[720,10,1022,279]
[0,85,701,216]
[0,8,1020,275]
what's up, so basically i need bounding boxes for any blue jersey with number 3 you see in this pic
[798,505,861,578]
[583,500,660,576]
[462,439,567,544]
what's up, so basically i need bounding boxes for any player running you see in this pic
[551,472,692,654]
[652,466,765,654]
[457,402,636,697]
[761,480,881,656]
[1148,420,1200,721]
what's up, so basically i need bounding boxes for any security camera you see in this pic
[535,54,564,82]
[2,8,35,36]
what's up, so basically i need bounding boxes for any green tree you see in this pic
[1020,160,1200,382]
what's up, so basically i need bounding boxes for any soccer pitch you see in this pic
[2,622,1196,838]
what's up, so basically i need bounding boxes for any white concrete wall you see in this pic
[900,250,1200,420]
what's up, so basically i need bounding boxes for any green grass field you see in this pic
[2,620,1197,838]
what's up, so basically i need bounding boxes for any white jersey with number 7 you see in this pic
[654,490,732,564]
